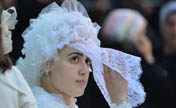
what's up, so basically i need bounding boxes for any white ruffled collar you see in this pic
[32,86,78,108]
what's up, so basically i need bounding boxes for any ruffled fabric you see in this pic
[32,86,131,108]
[111,102,132,108]
[32,86,78,108]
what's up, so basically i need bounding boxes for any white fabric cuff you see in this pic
[111,102,132,108]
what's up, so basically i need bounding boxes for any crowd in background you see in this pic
[1,0,176,108]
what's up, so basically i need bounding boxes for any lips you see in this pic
[75,80,87,86]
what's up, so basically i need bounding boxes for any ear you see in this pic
[41,60,54,72]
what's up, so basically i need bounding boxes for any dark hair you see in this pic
[0,3,12,73]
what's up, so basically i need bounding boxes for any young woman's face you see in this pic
[49,46,91,97]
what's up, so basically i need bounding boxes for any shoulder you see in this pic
[0,66,22,79]
[0,66,37,108]
[0,66,32,94]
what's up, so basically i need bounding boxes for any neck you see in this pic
[62,94,72,105]
[40,74,72,105]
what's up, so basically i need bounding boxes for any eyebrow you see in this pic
[67,52,84,57]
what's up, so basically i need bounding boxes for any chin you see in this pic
[72,89,85,97]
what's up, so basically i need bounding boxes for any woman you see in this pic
[16,0,145,108]
[156,1,176,107]
[0,3,37,108]
[102,9,155,65]
[160,1,176,56]
[102,8,171,108]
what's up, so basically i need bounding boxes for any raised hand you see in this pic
[103,64,128,105]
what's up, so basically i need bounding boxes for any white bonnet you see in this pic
[16,0,100,87]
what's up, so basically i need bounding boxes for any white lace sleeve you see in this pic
[110,102,132,108]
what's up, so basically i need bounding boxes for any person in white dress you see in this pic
[0,3,37,108]
[16,0,146,108]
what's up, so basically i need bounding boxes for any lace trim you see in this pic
[32,86,78,108]
[111,102,132,108]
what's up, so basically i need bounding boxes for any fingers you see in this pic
[103,64,117,84]
[103,64,109,81]
[103,64,127,82]
[104,64,116,79]
[103,64,128,104]
[104,64,117,77]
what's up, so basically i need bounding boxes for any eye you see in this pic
[85,58,91,66]
[70,56,79,63]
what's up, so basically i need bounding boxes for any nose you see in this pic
[79,61,89,76]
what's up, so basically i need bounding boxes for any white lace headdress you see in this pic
[16,0,145,107]
[1,7,17,54]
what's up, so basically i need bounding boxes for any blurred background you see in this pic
[2,0,176,108]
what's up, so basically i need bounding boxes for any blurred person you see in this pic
[152,1,176,107]
[116,0,162,37]
[160,1,176,56]
[159,1,176,80]
[102,8,172,108]
[94,0,111,13]
[102,9,155,65]
[0,3,37,108]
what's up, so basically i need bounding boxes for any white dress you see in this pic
[32,86,132,108]
[0,66,38,108]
